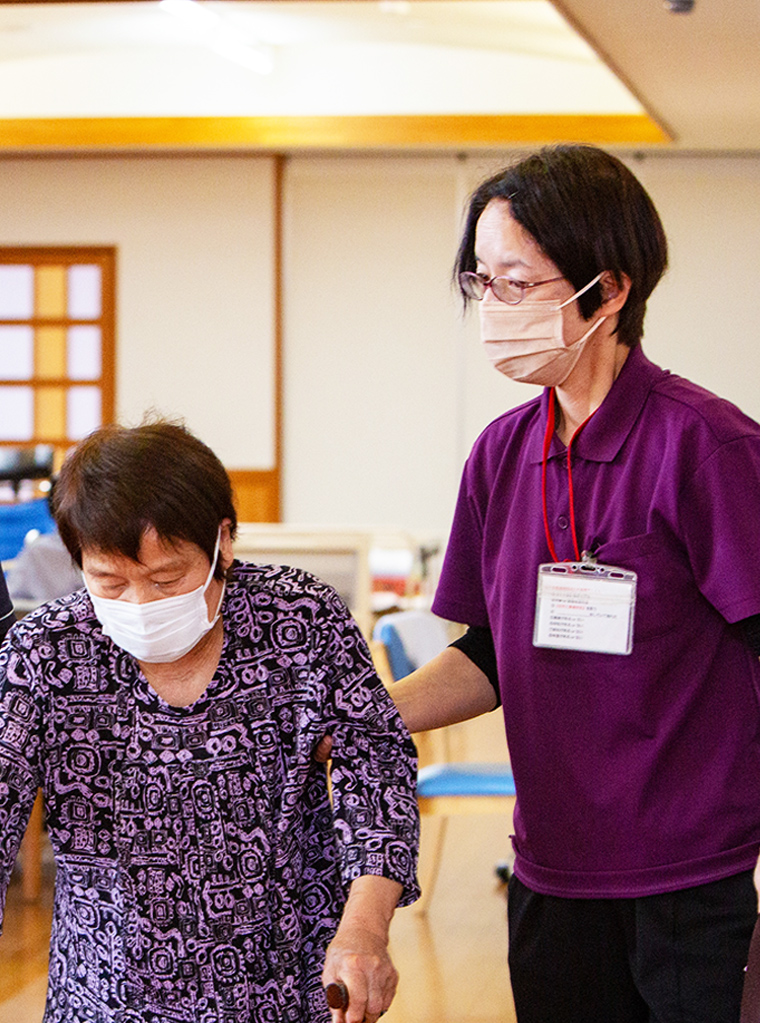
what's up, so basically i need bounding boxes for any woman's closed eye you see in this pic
[152,577,184,592]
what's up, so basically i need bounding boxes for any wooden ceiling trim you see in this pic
[0,114,670,152]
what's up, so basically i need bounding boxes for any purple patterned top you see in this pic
[0,560,419,1023]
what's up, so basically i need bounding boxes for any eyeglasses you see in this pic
[459,271,565,305]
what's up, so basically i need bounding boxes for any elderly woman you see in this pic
[390,145,760,1022]
[0,421,419,1023]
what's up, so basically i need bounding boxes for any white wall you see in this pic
[282,153,543,539]
[634,154,760,419]
[282,150,760,539]
[1,150,759,544]
[0,155,276,469]
[283,156,464,536]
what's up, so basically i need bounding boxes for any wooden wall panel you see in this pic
[228,469,280,523]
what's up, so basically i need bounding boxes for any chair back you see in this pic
[234,525,373,637]
[0,498,56,561]
[372,610,450,681]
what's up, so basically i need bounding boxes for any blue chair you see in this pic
[0,498,56,561]
[373,611,516,912]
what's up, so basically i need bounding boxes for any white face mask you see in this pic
[479,273,606,387]
[87,530,225,664]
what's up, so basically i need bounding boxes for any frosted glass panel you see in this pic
[0,326,34,379]
[0,266,34,319]
[67,265,102,320]
[0,386,33,440]
[67,326,102,380]
[67,387,101,440]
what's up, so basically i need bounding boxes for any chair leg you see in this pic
[414,815,449,915]
[494,860,512,884]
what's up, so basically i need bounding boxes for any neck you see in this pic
[139,615,224,707]
[554,341,630,445]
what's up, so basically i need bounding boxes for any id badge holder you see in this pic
[533,560,637,655]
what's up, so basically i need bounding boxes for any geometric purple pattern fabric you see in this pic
[0,560,419,1022]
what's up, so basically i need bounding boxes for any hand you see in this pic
[313,734,334,763]
[322,924,398,1023]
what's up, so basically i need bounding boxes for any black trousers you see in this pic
[507,871,757,1023]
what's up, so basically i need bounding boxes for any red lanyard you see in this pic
[541,389,596,563]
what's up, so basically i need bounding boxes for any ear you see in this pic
[599,271,631,315]
[219,518,235,572]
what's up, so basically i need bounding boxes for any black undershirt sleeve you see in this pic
[449,625,501,707]
[741,613,760,656]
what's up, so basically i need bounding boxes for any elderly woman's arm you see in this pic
[0,639,43,930]
[313,645,498,764]
[317,595,420,1021]
[318,646,496,1022]
[322,874,403,1023]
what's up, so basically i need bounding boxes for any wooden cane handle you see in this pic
[325,981,349,1011]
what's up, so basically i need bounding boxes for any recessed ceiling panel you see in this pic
[0,1,667,149]
[0,1,642,117]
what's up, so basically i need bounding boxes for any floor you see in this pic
[385,812,516,1023]
[0,713,517,1023]
[0,865,54,1023]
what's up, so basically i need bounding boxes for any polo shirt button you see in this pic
[557,515,569,529]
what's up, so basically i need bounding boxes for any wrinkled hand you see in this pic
[322,924,398,1023]
[313,734,334,763]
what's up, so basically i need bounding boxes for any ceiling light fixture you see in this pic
[159,0,217,30]
[378,1,412,13]
[159,0,274,75]
[663,0,695,12]
[212,35,274,75]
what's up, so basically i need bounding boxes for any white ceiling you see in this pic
[0,0,755,152]
[558,0,760,152]
[0,1,640,117]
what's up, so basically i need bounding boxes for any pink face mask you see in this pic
[479,273,605,387]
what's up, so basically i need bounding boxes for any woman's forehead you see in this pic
[475,199,550,270]
[82,528,203,574]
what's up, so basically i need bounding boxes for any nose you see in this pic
[481,281,500,304]
[119,582,163,604]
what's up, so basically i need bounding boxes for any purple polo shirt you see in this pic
[433,345,760,898]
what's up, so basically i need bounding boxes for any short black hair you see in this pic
[53,419,237,576]
[454,145,668,347]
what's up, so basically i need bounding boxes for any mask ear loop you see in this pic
[204,526,226,625]
[558,272,604,309]
[204,526,223,589]
[556,273,607,363]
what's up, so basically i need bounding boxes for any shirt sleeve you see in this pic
[0,634,44,933]
[431,458,491,627]
[679,435,760,623]
[317,599,420,908]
